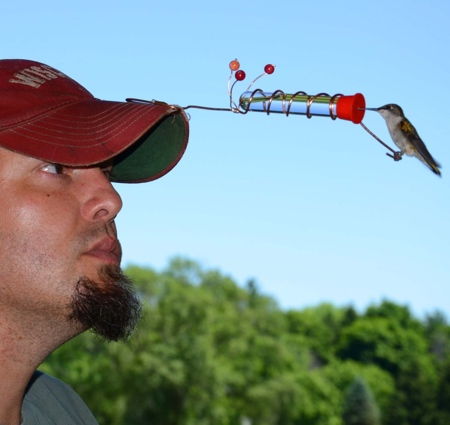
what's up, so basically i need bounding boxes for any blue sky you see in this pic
[3,1,449,317]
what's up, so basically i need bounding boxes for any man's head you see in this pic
[0,59,189,343]
[0,59,189,182]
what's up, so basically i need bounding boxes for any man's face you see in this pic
[0,146,140,341]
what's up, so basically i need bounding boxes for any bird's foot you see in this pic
[386,151,403,161]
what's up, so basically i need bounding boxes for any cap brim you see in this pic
[111,111,188,183]
[0,99,189,183]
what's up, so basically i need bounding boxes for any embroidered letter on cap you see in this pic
[9,65,67,88]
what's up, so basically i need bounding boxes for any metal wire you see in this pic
[127,95,403,163]
[359,121,403,161]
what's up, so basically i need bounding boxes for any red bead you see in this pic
[264,64,275,74]
[235,70,246,81]
[229,60,240,71]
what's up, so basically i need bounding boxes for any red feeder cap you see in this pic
[336,93,365,124]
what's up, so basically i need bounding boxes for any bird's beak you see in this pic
[361,107,379,111]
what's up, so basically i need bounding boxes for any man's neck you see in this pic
[0,315,79,425]
[0,356,33,425]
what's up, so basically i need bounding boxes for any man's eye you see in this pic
[42,163,64,174]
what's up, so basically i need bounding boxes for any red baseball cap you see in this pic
[0,59,189,183]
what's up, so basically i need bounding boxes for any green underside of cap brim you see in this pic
[110,113,187,183]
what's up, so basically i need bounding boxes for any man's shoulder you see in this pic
[22,371,98,425]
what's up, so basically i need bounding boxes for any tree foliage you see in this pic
[342,377,380,425]
[40,258,450,425]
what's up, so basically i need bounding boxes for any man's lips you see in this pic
[85,237,122,265]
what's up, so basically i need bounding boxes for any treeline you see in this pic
[41,257,450,425]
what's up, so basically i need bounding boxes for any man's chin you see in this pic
[67,265,142,342]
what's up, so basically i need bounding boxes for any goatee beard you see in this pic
[67,265,142,341]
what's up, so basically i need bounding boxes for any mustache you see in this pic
[78,223,122,259]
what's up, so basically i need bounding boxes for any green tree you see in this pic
[286,303,350,365]
[342,377,380,425]
[365,300,423,335]
[39,260,444,425]
[337,316,429,375]
[337,312,438,424]
[322,360,395,417]
[436,356,450,425]
[425,310,450,364]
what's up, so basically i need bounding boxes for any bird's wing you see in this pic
[401,118,440,167]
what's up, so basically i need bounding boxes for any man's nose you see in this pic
[78,167,123,223]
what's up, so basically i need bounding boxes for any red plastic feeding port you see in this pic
[336,93,365,124]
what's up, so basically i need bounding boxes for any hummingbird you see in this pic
[365,104,441,176]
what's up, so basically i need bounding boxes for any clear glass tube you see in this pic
[239,90,338,117]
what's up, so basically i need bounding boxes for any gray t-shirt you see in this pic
[21,371,98,424]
